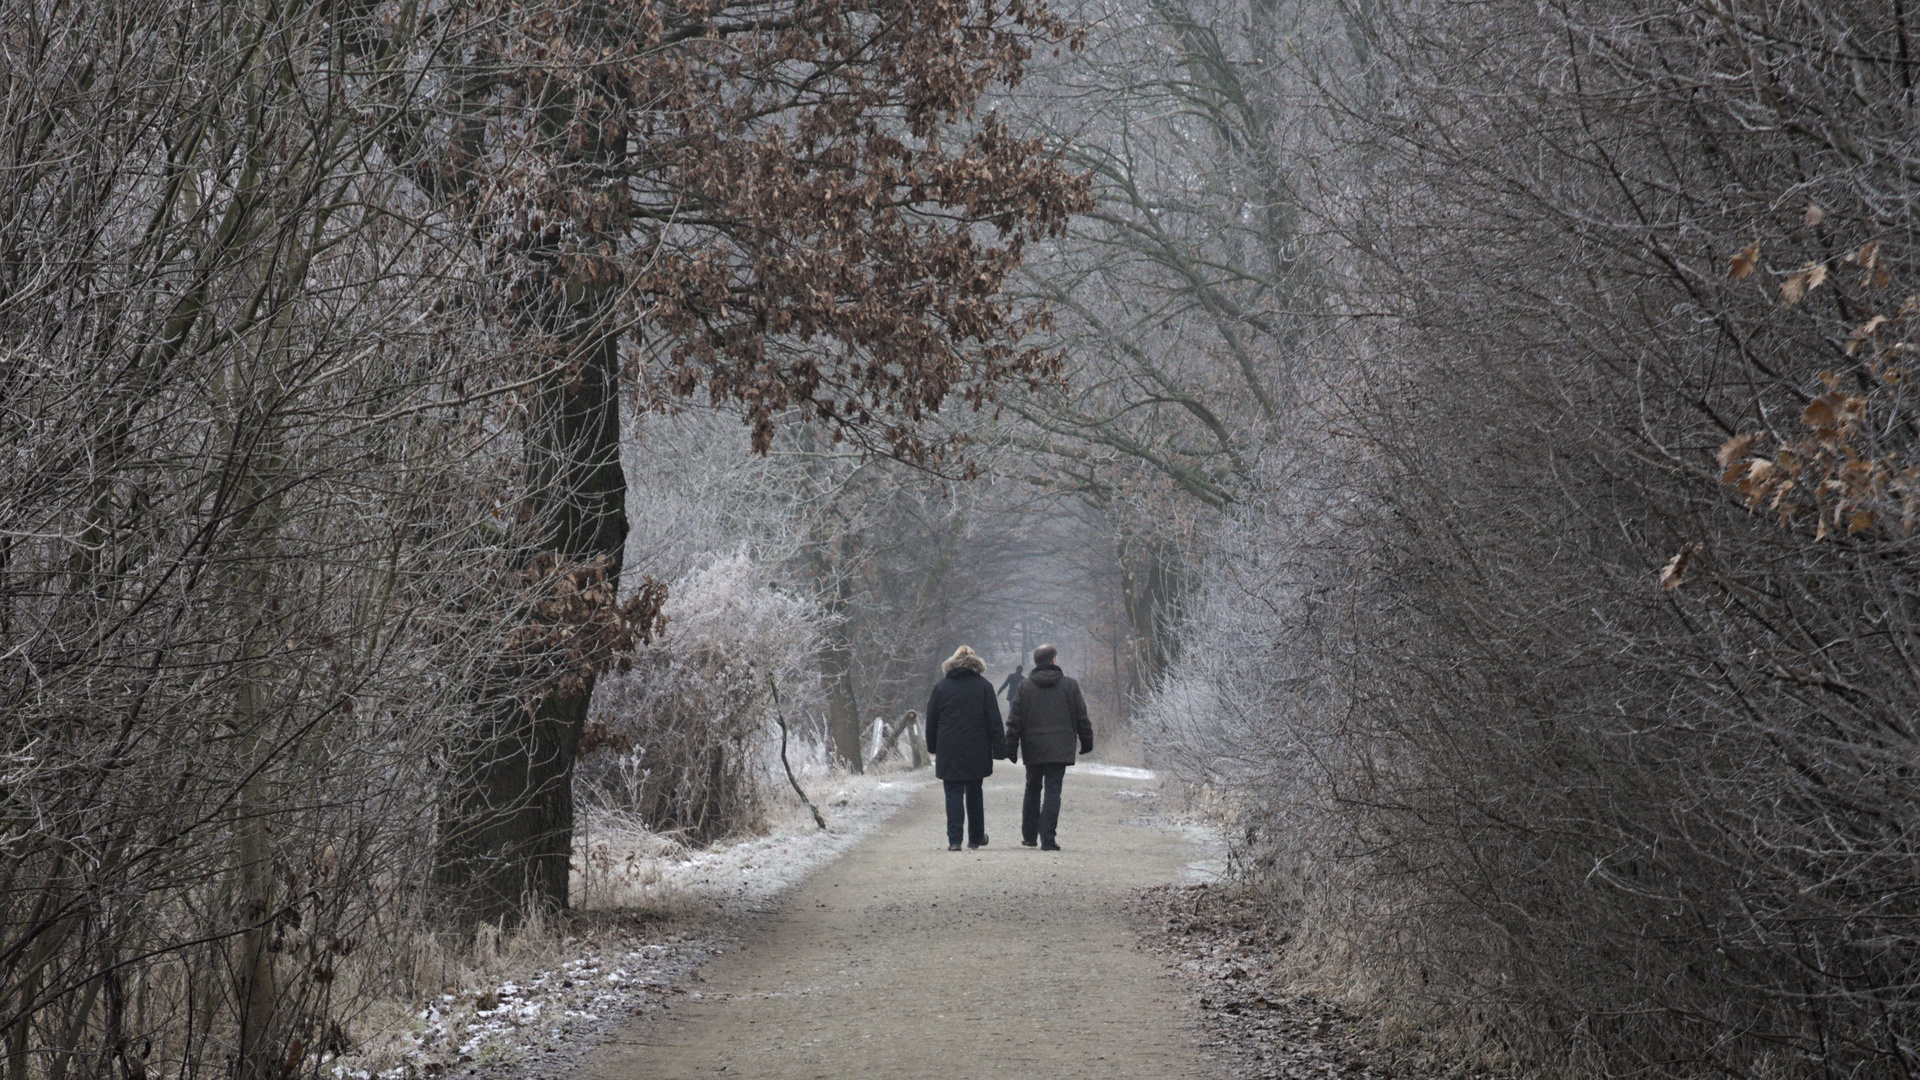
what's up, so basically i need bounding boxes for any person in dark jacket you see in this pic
[924,645,1007,851]
[998,663,1025,705]
[1003,643,1093,851]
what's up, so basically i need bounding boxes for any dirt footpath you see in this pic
[577,767,1213,1080]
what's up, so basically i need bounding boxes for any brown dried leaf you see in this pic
[1728,240,1761,279]
[1659,543,1703,590]
[1804,204,1826,227]
[1846,315,1889,355]
[1802,398,1836,429]
[1782,270,1809,305]
[1716,432,1761,467]
[1849,508,1876,534]
[1840,459,1876,489]
[1783,261,1829,304]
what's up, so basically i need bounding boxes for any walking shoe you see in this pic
[949,843,963,851]
[1041,840,1061,851]
[968,835,989,849]
[1021,839,1038,847]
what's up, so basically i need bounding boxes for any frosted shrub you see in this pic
[581,552,827,844]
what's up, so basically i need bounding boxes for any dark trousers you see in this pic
[944,779,985,846]
[1022,763,1067,844]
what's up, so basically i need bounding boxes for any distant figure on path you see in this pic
[924,645,1008,852]
[1004,644,1094,851]
[998,663,1025,704]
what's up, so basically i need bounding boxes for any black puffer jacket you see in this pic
[924,669,1007,781]
[1005,665,1093,766]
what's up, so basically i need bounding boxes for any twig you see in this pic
[766,678,827,830]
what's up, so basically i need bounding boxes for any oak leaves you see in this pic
[1705,229,1917,562]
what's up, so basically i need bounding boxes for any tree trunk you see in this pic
[805,519,866,772]
[821,608,865,774]
[1117,531,1185,689]
[433,286,627,929]
[431,12,632,926]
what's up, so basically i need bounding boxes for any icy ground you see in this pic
[330,773,933,1080]
[1079,763,1157,781]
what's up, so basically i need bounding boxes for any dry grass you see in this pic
[319,765,931,1078]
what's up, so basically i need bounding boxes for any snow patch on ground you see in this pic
[1080,763,1157,781]
[639,774,934,913]
[330,771,933,1080]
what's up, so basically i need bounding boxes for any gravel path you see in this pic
[576,768,1215,1080]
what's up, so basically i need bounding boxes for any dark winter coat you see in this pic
[924,669,1007,781]
[998,666,1025,699]
[1005,665,1093,766]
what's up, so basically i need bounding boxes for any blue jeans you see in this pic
[1022,763,1066,844]
[944,779,985,846]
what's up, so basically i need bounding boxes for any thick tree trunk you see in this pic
[433,291,627,929]
[431,10,633,926]
[432,690,590,928]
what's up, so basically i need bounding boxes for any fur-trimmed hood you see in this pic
[942,645,986,676]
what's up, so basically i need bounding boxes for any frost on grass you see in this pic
[579,772,932,914]
[329,938,717,1080]
[331,772,928,1079]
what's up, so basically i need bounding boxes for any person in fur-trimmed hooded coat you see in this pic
[924,645,1006,851]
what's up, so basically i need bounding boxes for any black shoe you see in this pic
[1041,840,1061,851]
[968,835,989,849]
[1021,839,1038,847]
[949,843,963,851]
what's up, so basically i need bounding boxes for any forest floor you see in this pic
[1134,882,1505,1080]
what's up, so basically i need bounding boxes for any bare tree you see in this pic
[0,0,1093,1071]
[0,2,517,1076]
[993,0,1370,682]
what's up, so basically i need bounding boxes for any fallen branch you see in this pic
[766,678,827,830]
